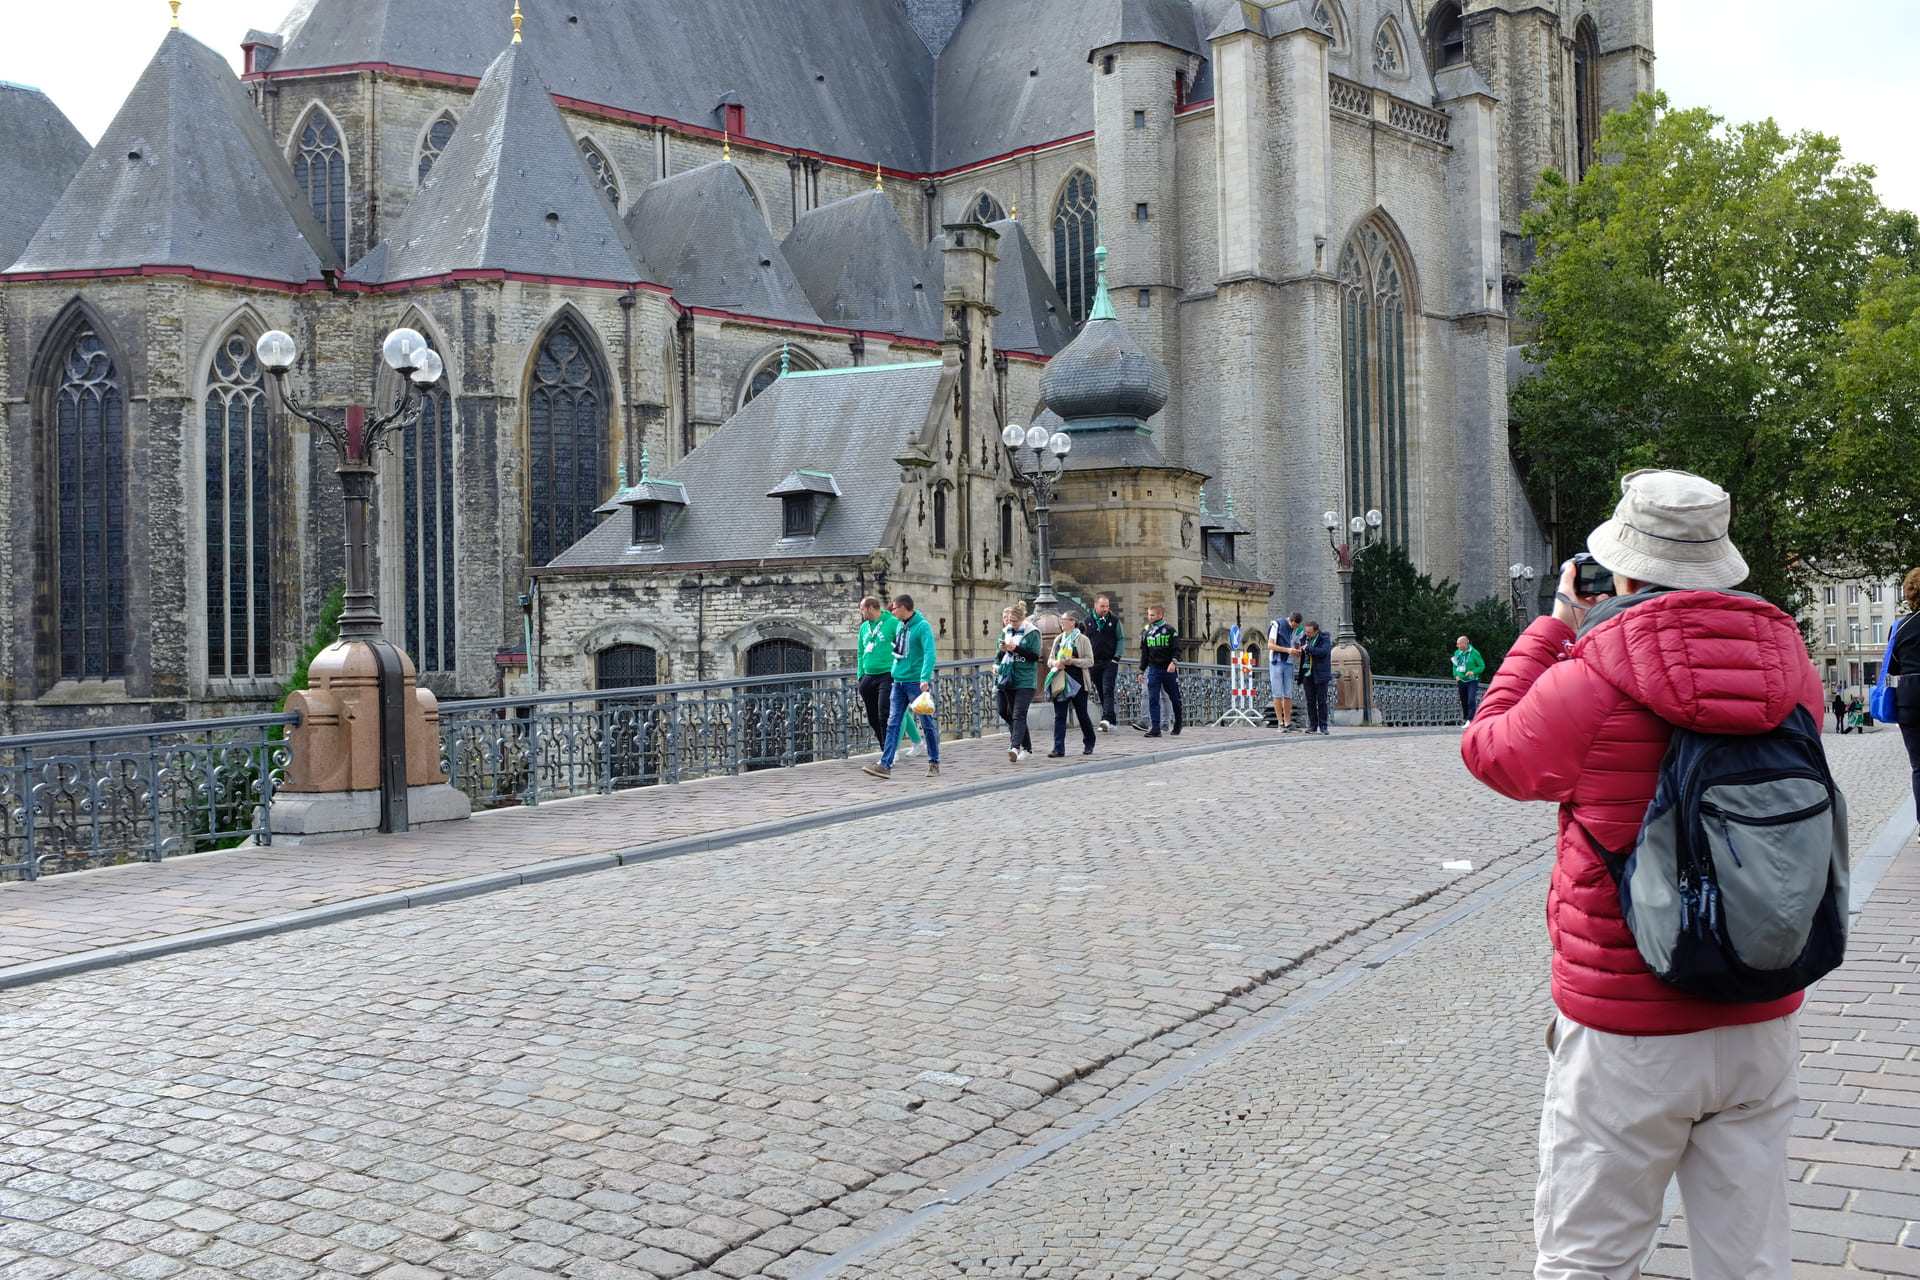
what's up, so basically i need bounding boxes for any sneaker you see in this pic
[902,743,917,758]
[927,762,940,777]
[1099,719,1112,732]
[1046,750,1066,758]
[1008,746,1019,762]
[1143,729,1162,739]
[863,763,891,779]
[1016,748,1032,761]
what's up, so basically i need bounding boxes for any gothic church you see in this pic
[0,0,1652,728]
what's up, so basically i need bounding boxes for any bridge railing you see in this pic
[0,713,298,881]
[1372,675,1465,727]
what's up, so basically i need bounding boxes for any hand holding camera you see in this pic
[1552,553,1615,629]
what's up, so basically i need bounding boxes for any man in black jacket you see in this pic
[1298,620,1334,736]
[1138,605,1183,738]
[1085,595,1123,731]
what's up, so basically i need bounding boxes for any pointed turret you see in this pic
[348,40,646,286]
[780,190,941,340]
[625,162,819,325]
[1039,244,1171,427]
[7,31,336,281]
[0,83,91,271]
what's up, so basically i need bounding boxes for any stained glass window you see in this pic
[55,328,127,680]
[293,108,348,260]
[527,319,607,567]
[974,193,1006,223]
[1339,227,1411,547]
[1312,0,1342,49]
[1374,22,1402,73]
[1573,19,1600,177]
[579,139,620,206]
[1052,169,1098,324]
[417,113,456,185]
[205,333,272,679]
[402,336,457,671]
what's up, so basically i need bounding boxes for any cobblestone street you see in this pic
[0,728,1914,1279]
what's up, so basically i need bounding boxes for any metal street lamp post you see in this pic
[1323,507,1383,645]
[1001,422,1072,611]
[253,326,443,831]
[1508,563,1537,623]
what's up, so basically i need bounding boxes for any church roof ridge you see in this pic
[7,29,336,281]
[625,159,819,325]
[348,39,646,286]
[783,359,943,379]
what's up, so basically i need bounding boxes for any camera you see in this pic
[1570,552,1615,598]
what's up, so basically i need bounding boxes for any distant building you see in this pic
[1804,574,1907,696]
[0,0,1646,728]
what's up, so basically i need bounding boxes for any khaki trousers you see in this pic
[1535,1011,1798,1280]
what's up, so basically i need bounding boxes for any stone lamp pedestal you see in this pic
[273,641,471,844]
[1330,641,1375,726]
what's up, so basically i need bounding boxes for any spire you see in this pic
[1087,242,1117,322]
[779,340,791,376]
[1225,491,1237,519]
[639,446,651,482]
[618,457,629,487]
[169,0,181,28]
[722,129,731,162]
[1198,486,1208,515]
[511,0,523,42]
[874,161,884,191]
[1010,197,1017,219]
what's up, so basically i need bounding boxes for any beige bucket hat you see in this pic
[1586,468,1749,591]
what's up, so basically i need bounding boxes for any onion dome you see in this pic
[1037,245,1171,427]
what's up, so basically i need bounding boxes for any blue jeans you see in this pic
[1145,666,1183,731]
[881,679,940,769]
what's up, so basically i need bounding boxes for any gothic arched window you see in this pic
[1427,2,1465,69]
[401,334,456,671]
[973,193,1006,223]
[1052,169,1098,324]
[578,138,619,206]
[417,113,456,185]
[292,107,348,260]
[1339,225,1412,547]
[527,318,609,567]
[54,327,128,680]
[1573,18,1600,178]
[205,332,272,679]
[1373,19,1405,74]
[1311,0,1345,50]
[739,347,819,409]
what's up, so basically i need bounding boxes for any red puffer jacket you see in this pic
[1462,591,1823,1036]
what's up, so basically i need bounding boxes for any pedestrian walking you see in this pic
[1138,604,1183,738]
[863,594,940,779]
[1452,634,1486,724]
[1463,469,1824,1280]
[1892,568,1920,812]
[1297,621,1332,735]
[1086,594,1123,731]
[1831,687,1849,735]
[1046,610,1097,756]
[1267,611,1301,731]
[995,602,1041,762]
[856,597,920,754]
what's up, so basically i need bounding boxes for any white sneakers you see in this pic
[1008,746,1019,762]
[1016,748,1031,761]
[1098,719,1112,732]
[902,743,917,758]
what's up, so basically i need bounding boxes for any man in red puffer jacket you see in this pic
[1464,470,1823,1280]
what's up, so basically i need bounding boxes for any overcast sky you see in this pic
[5,0,1916,215]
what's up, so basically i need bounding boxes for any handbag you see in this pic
[1870,619,1898,723]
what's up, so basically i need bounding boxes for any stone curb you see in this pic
[0,727,1453,993]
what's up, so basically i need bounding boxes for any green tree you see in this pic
[1353,544,1519,678]
[1512,93,1920,610]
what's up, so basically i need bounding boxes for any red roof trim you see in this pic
[247,63,1099,181]
[1176,98,1215,116]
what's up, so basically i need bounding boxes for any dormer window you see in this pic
[782,494,813,538]
[632,502,663,544]
[768,469,839,540]
[1207,531,1234,564]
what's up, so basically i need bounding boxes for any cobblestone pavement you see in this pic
[0,723,1278,971]
[0,730,1911,1280]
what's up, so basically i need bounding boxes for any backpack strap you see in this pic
[1570,814,1631,885]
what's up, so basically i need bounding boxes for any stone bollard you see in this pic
[273,640,472,844]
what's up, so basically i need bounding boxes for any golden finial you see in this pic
[722,129,731,162]
[511,0,523,42]
[169,0,181,27]
[1010,197,1017,219]
[874,162,883,191]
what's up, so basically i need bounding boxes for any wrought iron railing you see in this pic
[437,660,1252,810]
[0,713,298,882]
[1373,675,1465,727]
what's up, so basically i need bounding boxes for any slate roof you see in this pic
[985,219,1073,356]
[781,191,941,340]
[7,31,337,281]
[931,0,1207,170]
[546,361,945,570]
[1040,252,1173,424]
[271,0,937,171]
[625,162,819,324]
[0,83,90,272]
[348,41,645,286]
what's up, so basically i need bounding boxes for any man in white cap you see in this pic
[1462,470,1824,1279]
